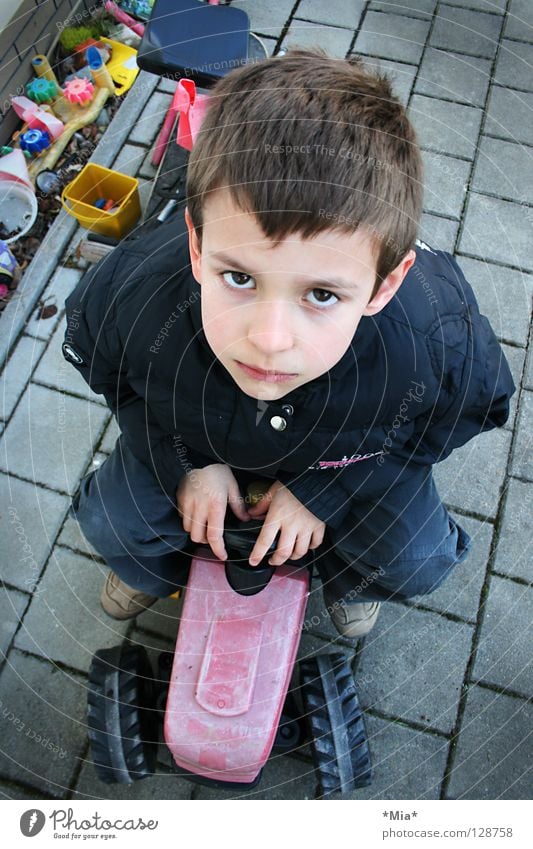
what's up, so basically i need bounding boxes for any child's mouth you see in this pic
[236,361,298,383]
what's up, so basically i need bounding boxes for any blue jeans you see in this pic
[72,436,471,601]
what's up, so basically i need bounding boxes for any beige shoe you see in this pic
[100,571,158,620]
[325,593,381,639]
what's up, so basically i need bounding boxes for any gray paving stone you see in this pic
[422,150,470,218]
[111,143,148,178]
[196,752,317,799]
[0,650,86,797]
[354,11,430,64]
[157,76,178,94]
[0,384,109,495]
[494,40,533,90]
[419,213,459,253]
[0,587,28,659]
[484,86,533,144]
[0,779,49,800]
[433,427,512,518]
[415,47,492,107]
[504,0,533,42]
[511,390,533,480]
[500,344,525,431]
[257,35,278,56]
[128,91,174,147]
[24,266,83,341]
[454,255,533,346]
[447,685,532,799]
[138,178,153,215]
[357,604,474,733]
[99,416,120,454]
[297,631,356,663]
[525,344,533,390]
[471,136,533,205]
[134,593,184,643]
[33,321,107,404]
[412,513,492,623]
[0,473,69,593]
[410,95,483,158]
[138,146,159,181]
[14,547,129,673]
[370,0,437,19]
[441,0,506,10]
[55,452,107,558]
[296,0,366,29]
[351,714,448,799]
[0,336,45,422]
[281,20,355,57]
[473,575,532,696]
[232,0,296,36]
[57,514,100,559]
[354,56,417,104]
[73,759,193,800]
[459,192,533,272]
[493,478,533,582]
[430,6,503,59]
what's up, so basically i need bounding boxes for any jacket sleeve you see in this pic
[404,310,516,466]
[62,253,204,498]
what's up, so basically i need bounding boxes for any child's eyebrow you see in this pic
[209,251,358,290]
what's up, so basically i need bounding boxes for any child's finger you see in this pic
[268,529,297,566]
[249,522,279,566]
[206,499,227,561]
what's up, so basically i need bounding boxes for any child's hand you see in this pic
[176,464,249,561]
[247,481,325,567]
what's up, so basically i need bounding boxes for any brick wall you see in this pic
[0,0,99,146]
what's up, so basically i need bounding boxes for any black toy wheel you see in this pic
[87,643,159,784]
[300,653,371,797]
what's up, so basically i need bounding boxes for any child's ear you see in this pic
[363,249,416,316]
[185,207,202,284]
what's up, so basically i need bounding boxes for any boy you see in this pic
[63,49,515,637]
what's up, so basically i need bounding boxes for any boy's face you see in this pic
[185,189,414,401]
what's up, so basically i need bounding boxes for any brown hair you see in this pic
[186,48,423,291]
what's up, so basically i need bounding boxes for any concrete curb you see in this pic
[0,70,160,371]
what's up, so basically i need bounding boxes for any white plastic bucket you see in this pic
[0,179,38,243]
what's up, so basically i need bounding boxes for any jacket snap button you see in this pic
[281,404,294,416]
[270,415,287,431]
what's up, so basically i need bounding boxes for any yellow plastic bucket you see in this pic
[61,163,141,238]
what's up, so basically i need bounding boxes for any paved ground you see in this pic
[1,0,532,801]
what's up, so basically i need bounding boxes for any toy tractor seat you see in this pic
[136,0,251,89]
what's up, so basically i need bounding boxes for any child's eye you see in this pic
[306,288,339,308]
[221,271,254,288]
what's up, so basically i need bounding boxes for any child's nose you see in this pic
[247,300,294,354]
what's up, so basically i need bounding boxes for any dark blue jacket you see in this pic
[63,209,515,528]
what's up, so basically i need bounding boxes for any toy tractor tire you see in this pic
[300,653,371,797]
[87,643,158,784]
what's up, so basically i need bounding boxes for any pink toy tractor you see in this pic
[87,507,372,797]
